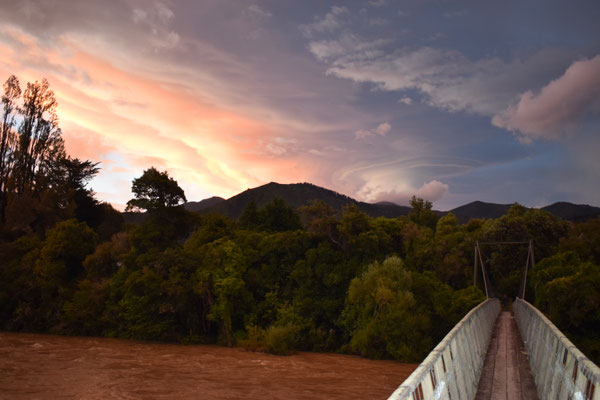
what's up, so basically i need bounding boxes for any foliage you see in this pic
[478,204,568,299]
[240,197,302,232]
[409,196,438,231]
[530,252,600,363]
[126,167,186,212]
[343,257,428,361]
[263,323,301,355]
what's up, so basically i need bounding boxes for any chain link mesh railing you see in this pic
[387,298,500,400]
[514,298,599,400]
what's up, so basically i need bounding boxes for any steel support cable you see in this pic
[475,241,489,298]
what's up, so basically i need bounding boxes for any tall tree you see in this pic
[13,78,65,195]
[0,75,21,221]
[56,157,102,228]
[126,167,186,212]
[409,196,438,231]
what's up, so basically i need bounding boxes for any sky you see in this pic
[0,0,599,211]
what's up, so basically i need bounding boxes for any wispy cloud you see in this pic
[323,45,559,117]
[300,6,349,37]
[2,0,599,210]
[308,34,388,62]
[0,21,315,202]
[130,0,180,49]
[303,10,580,129]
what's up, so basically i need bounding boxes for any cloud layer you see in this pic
[1,1,599,210]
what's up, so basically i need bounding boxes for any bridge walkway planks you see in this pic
[475,311,539,400]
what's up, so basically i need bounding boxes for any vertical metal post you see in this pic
[473,245,478,287]
[476,241,488,299]
[522,241,531,299]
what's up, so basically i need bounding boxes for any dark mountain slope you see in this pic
[449,201,514,224]
[202,182,412,219]
[542,202,600,222]
[184,196,225,212]
[127,182,600,224]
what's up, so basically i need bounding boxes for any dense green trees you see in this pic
[0,73,598,365]
[3,176,598,362]
[530,227,600,362]
[477,205,569,299]
[343,257,423,360]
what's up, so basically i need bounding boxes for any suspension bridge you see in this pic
[387,242,600,400]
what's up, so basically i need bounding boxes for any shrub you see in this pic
[264,323,300,356]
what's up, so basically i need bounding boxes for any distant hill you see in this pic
[123,182,600,224]
[200,182,413,219]
[448,200,600,223]
[449,201,514,224]
[184,196,225,212]
[541,202,600,222]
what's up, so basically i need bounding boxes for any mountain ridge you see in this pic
[182,182,600,223]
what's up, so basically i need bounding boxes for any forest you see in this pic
[1,75,598,364]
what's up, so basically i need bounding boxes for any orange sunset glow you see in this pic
[1,1,600,209]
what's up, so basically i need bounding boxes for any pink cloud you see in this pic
[492,55,600,142]
[0,26,319,203]
[60,121,117,162]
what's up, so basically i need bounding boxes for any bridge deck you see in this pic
[475,311,539,400]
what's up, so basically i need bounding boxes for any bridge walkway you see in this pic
[475,311,538,400]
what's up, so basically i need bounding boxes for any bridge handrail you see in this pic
[514,298,599,400]
[388,298,500,400]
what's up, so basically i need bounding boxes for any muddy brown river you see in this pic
[0,332,416,399]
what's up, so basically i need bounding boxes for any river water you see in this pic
[0,332,416,399]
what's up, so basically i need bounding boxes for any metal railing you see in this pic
[514,298,599,400]
[387,298,500,400]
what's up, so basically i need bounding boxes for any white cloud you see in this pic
[326,46,509,115]
[310,36,577,121]
[355,129,372,139]
[399,96,413,105]
[360,180,449,205]
[375,122,391,135]
[308,34,388,62]
[492,55,600,142]
[246,4,272,20]
[355,122,391,139]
